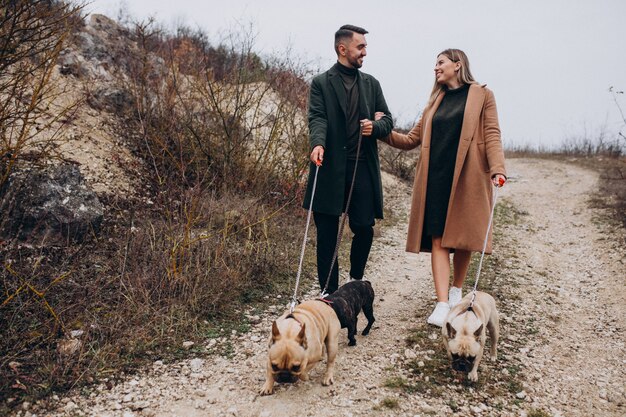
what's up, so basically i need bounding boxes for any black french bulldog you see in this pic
[321,280,375,346]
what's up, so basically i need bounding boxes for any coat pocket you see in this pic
[476,140,489,173]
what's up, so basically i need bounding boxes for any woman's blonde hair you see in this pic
[425,48,477,111]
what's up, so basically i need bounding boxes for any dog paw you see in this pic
[299,372,310,381]
[468,371,478,382]
[490,354,497,362]
[348,339,356,346]
[361,329,370,336]
[322,374,334,386]
[259,382,274,396]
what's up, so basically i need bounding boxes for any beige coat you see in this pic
[384,84,506,254]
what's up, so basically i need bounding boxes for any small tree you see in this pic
[0,0,83,187]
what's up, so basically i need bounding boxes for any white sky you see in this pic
[87,0,626,149]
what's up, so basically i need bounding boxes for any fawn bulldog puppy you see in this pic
[260,300,340,395]
[442,291,500,382]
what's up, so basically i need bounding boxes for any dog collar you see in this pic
[466,305,478,318]
[317,298,333,306]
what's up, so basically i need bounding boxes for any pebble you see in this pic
[189,358,204,372]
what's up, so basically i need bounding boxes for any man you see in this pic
[303,24,393,294]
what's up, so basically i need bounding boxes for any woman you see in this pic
[378,49,506,327]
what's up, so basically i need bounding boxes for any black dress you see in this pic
[422,83,470,247]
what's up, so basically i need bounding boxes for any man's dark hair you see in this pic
[334,24,368,54]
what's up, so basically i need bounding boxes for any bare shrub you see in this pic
[0,0,84,186]
[110,18,312,304]
[379,121,419,181]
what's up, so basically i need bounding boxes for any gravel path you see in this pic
[33,158,624,417]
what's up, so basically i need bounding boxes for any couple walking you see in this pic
[303,24,507,327]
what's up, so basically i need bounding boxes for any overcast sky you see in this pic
[88,0,626,149]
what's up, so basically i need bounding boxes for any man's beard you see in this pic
[347,55,363,69]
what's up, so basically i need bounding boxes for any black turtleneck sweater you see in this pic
[334,62,363,160]
[423,83,470,238]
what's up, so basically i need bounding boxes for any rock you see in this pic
[182,341,195,349]
[189,358,204,372]
[0,164,104,246]
[63,401,77,411]
[516,391,527,399]
[57,339,82,358]
[70,330,85,338]
[88,87,134,113]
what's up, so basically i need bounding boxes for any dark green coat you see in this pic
[303,65,393,218]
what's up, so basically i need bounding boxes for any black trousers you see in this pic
[314,159,375,294]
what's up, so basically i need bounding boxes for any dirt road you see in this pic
[43,158,624,417]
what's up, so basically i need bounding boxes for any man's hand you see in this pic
[310,145,324,164]
[360,119,373,136]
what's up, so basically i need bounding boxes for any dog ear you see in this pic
[271,321,280,344]
[474,324,484,339]
[446,322,456,339]
[297,323,307,349]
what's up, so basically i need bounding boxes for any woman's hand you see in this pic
[374,111,385,121]
[492,174,506,187]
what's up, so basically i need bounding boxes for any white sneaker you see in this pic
[448,286,463,308]
[427,302,450,327]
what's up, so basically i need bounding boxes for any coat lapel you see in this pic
[447,84,486,215]
[328,67,347,117]
[422,92,445,148]
[357,73,370,118]
[454,84,486,172]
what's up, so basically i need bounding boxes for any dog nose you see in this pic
[277,372,296,383]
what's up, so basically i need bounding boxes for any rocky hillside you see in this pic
[1,6,311,409]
